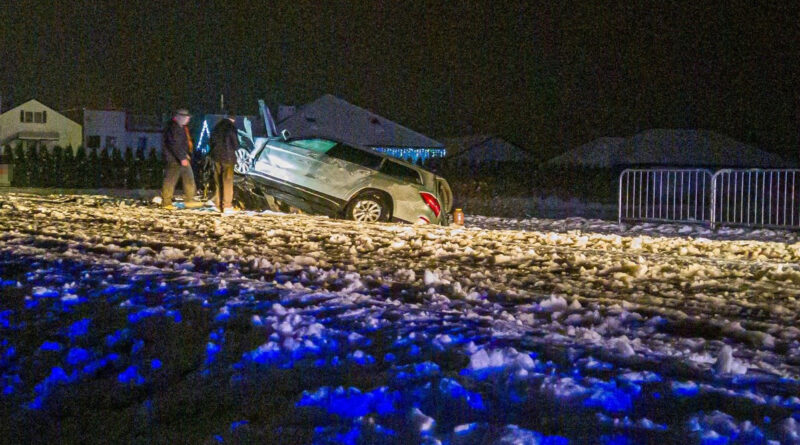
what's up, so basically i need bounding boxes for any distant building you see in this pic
[79,109,163,154]
[278,94,445,164]
[442,135,535,167]
[0,99,82,151]
[545,129,787,169]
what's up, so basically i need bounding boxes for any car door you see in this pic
[314,142,383,200]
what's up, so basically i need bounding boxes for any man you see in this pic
[209,114,239,213]
[161,109,202,209]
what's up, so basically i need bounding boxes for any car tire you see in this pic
[346,193,390,223]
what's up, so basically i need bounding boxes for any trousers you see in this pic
[161,163,197,204]
[212,162,235,209]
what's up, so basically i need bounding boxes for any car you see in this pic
[233,103,453,225]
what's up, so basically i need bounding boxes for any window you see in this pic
[289,138,337,153]
[137,137,147,151]
[379,160,422,185]
[19,111,46,123]
[105,136,117,148]
[325,143,383,170]
[87,136,101,148]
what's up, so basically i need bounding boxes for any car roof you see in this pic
[280,136,435,175]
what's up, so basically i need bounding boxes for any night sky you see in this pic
[1,1,798,160]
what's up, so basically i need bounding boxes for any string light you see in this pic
[372,147,446,164]
[196,120,211,155]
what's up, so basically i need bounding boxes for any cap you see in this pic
[175,108,191,117]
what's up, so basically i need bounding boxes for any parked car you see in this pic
[234,133,453,225]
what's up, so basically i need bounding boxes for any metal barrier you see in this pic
[619,169,713,225]
[711,169,800,230]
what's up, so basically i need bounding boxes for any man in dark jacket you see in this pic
[161,109,202,209]
[209,115,239,212]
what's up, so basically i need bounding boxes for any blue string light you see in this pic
[372,147,446,164]
[196,120,211,155]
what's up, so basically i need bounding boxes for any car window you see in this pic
[379,160,422,185]
[325,143,384,170]
[288,138,337,153]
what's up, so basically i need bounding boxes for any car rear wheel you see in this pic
[346,193,389,223]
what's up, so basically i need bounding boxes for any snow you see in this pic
[1,192,800,442]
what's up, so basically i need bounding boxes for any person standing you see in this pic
[161,109,202,209]
[209,115,239,213]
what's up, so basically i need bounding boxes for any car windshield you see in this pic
[288,139,337,153]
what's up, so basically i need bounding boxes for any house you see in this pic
[277,94,445,164]
[79,109,163,154]
[0,99,82,151]
[441,135,535,167]
[545,129,788,169]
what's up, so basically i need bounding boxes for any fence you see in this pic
[619,168,800,230]
[712,169,800,230]
[618,169,713,225]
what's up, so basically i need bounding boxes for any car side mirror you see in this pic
[281,129,290,141]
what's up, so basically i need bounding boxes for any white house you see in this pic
[80,109,162,154]
[0,99,82,151]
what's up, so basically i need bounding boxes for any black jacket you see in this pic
[162,119,191,164]
[209,118,239,164]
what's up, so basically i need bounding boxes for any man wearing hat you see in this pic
[161,108,202,209]
[209,114,239,213]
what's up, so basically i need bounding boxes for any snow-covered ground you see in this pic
[1,192,800,444]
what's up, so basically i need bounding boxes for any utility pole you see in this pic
[220,94,224,113]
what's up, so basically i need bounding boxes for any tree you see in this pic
[146,148,162,188]
[38,146,52,187]
[63,145,76,188]
[110,148,124,188]
[50,145,64,188]
[87,147,100,188]
[12,143,26,187]
[98,147,111,187]
[124,146,138,188]
[25,143,40,187]
[74,146,88,188]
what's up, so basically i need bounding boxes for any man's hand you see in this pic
[181,159,189,167]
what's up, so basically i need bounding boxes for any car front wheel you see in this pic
[346,193,389,223]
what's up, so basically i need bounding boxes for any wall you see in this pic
[83,109,127,151]
[0,100,82,150]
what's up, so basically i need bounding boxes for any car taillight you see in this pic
[419,192,441,217]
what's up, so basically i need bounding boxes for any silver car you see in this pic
[235,131,453,225]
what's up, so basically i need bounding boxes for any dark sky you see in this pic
[1,1,798,159]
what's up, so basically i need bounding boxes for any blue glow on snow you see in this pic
[672,381,700,397]
[230,420,249,431]
[0,310,12,328]
[67,318,90,340]
[439,378,486,410]
[105,329,128,347]
[118,366,145,386]
[206,342,220,365]
[297,386,399,418]
[131,339,145,355]
[66,347,91,366]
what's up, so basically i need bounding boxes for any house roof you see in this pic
[277,94,443,149]
[0,99,81,126]
[546,129,788,168]
[442,135,535,163]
